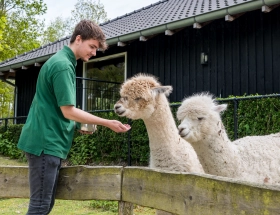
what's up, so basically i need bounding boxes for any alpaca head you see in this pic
[177,93,227,143]
[114,74,172,120]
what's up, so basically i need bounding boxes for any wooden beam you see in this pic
[165,29,174,36]
[0,166,123,200]
[21,66,28,70]
[34,62,41,67]
[262,4,280,13]
[225,15,235,22]
[9,69,15,73]
[117,41,126,47]
[4,72,10,79]
[139,36,147,41]
[193,22,202,29]
[225,13,245,22]
[122,167,280,215]
[193,21,211,29]
[1,166,280,214]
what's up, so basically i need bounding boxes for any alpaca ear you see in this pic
[151,86,173,97]
[212,104,227,113]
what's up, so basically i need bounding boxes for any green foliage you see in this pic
[70,0,109,24]
[0,0,46,121]
[219,98,235,140]
[0,80,14,118]
[2,95,280,165]
[0,15,6,52]
[89,200,118,212]
[0,0,47,61]
[41,17,69,45]
[68,111,149,166]
[41,0,109,45]
[0,124,23,159]
[219,95,280,140]
[236,96,280,137]
[69,133,98,165]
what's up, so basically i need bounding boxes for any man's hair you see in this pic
[70,19,108,50]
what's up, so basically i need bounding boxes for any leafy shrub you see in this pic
[68,111,149,166]
[0,124,24,159]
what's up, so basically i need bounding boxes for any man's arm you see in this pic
[60,105,130,133]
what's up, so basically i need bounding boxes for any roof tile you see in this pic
[0,0,257,69]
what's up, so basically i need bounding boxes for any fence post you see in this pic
[233,99,238,140]
[118,201,134,215]
[127,119,132,166]
[4,119,8,132]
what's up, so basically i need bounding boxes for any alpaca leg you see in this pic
[156,209,174,215]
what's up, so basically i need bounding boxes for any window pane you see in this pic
[84,55,125,111]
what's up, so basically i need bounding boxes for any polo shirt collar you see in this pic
[63,45,77,67]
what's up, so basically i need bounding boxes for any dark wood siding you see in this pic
[15,6,280,116]
[124,7,280,102]
[15,67,39,116]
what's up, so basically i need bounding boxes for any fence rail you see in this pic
[1,166,280,214]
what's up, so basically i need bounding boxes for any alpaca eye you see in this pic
[122,97,128,101]
[198,117,204,121]
[135,97,142,101]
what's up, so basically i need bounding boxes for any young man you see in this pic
[17,20,130,215]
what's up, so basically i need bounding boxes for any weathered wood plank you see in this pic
[0,165,123,201]
[121,167,280,215]
[57,165,123,200]
[0,166,29,198]
[2,166,280,214]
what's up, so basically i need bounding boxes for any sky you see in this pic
[42,0,160,24]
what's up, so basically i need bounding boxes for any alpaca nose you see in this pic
[178,127,184,135]
[114,104,121,110]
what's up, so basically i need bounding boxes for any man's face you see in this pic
[76,35,99,62]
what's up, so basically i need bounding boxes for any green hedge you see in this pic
[1,95,280,166]
[0,124,24,159]
[69,111,150,166]
[220,95,280,140]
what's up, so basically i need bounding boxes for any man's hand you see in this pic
[107,120,131,133]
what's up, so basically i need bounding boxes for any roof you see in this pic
[1,0,280,72]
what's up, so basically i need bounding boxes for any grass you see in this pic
[0,155,155,214]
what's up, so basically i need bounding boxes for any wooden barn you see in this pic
[0,0,280,120]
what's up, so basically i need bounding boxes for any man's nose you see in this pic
[92,50,96,56]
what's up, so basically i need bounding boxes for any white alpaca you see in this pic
[114,74,204,215]
[177,93,280,185]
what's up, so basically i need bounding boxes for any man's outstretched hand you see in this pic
[107,120,131,133]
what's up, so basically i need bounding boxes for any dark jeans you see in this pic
[25,152,61,215]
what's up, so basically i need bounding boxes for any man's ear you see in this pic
[75,35,82,43]
[151,86,173,97]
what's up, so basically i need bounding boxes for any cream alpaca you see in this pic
[177,93,280,185]
[114,74,204,215]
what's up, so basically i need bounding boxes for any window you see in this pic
[82,52,126,111]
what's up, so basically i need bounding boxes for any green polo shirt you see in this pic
[17,46,77,159]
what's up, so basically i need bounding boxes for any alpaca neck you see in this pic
[193,122,241,177]
[143,95,179,150]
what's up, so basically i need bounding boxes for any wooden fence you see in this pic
[1,166,280,214]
